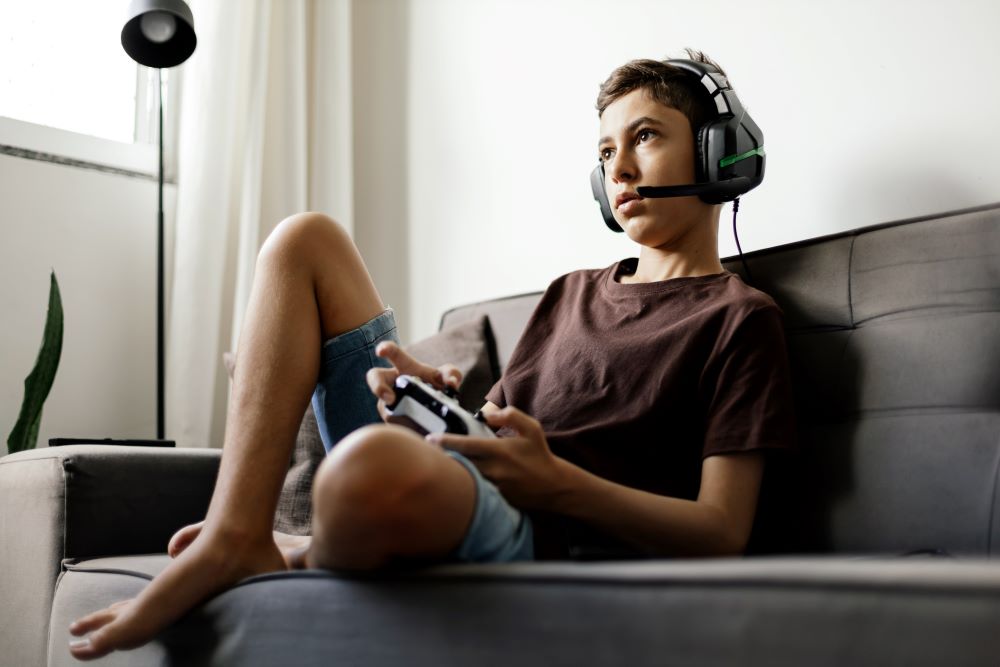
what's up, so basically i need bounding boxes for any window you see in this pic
[0,1,177,176]
[0,2,145,143]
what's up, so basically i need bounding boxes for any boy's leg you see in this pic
[69,212,387,660]
[307,424,534,569]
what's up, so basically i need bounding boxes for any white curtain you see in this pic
[166,0,354,448]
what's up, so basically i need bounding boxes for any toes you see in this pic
[70,599,133,636]
[69,626,118,661]
[69,607,146,661]
[68,623,114,661]
[69,634,105,661]
[69,609,116,636]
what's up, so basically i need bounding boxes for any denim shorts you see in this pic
[311,308,534,563]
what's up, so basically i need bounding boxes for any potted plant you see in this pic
[6,271,63,454]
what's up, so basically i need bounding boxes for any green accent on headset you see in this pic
[719,146,765,169]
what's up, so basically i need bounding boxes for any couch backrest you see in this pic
[440,204,1000,557]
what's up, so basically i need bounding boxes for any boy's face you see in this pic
[598,88,712,246]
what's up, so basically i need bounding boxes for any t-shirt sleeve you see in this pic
[700,305,797,458]
[485,377,506,407]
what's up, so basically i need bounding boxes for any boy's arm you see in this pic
[548,449,764,557]
[431,407,765,558]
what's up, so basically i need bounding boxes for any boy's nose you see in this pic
[609,153,637,183]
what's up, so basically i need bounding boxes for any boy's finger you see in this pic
[365,366,399,404]
[485,407,541,437]
[438,363,463,388]
[429,434,500,459]
[376,341,444,385]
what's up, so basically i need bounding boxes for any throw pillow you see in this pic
[404,314,499,413]
[221,314,498,535]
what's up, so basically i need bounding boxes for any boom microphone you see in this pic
[636,176,751,201]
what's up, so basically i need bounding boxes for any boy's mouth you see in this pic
[615,192,643,209]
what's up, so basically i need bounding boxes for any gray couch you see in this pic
[2,203,999,666]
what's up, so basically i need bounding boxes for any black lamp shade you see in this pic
[121,0,197,68]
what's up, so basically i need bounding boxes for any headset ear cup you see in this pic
[696,122,712,183]
[590,163,623,233]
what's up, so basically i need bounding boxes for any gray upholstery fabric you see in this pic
[850,209,999,323]
[48,566,166,667]
[736,235,854,329]
[731,206,1000,556]
[47,555,1000,667]
[0,446,219,667]
[0,451,65,667]
[440,293,543,370]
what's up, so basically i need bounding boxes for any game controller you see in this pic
[384,374,496,438]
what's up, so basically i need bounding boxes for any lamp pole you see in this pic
[156,67,165,439]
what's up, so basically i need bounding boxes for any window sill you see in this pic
[0,116,158,181]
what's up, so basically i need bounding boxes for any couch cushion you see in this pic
[736,204,1000,555]
[733,235,855,330]
[48,554,1000,667]
[850,207,999,323]
[440,293,543,371]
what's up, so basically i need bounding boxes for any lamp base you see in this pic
[48,438,176,448]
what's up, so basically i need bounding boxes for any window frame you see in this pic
[0,67,181,182]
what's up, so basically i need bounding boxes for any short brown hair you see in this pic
[596,48,728,135]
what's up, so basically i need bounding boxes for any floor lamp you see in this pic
[121,0,197,440]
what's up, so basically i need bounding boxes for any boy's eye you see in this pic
[599,148,614,162]
[638,129,655,142]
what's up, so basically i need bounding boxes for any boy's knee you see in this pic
[258,211,353,269]
[312,425,436,536]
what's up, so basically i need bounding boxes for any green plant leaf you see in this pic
[7,272,64,454]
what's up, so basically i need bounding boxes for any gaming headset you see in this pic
[590,58,766,234]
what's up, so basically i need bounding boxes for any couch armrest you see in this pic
[0,445,220,667]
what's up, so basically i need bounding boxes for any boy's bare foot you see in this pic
[68,528,286,661]
[169,520,312,569]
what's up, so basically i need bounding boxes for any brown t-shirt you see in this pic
[485,258,797,559]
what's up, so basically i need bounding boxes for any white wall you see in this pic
[0,155,174,455]
[354,0,1000,342]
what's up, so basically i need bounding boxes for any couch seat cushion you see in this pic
[49,554,1000,667]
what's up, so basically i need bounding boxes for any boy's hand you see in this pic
[366,341,462,421]
[428,407,570,511]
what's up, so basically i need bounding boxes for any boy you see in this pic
[69,49,795,660]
